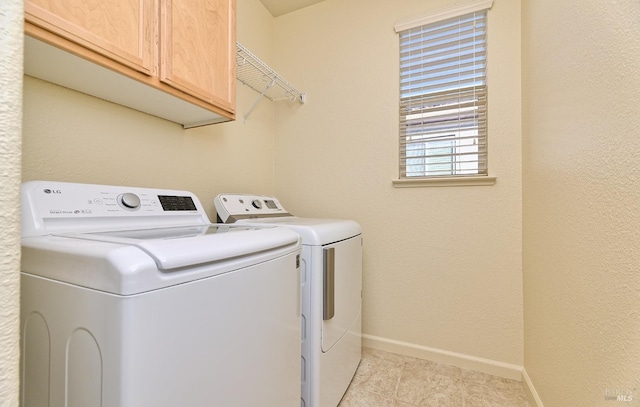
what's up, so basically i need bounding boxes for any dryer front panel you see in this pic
[321,235,362,352]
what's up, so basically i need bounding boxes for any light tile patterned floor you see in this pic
[338,348,531,407]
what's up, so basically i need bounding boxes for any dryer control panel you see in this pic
[214,194,290,223]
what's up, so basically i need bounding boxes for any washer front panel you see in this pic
[21,250,302,407]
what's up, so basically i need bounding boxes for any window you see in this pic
[396,3,490,179]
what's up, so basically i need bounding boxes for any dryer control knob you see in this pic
[118,193,141,210]
[251,199,263,209]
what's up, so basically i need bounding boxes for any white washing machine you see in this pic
[214,194,362,407]
[20,181,302,407]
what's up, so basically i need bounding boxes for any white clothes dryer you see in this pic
[20,181,302,407]
[215,194,362,407]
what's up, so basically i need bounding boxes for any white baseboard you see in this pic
[361,334,544,406]
[362,334,523,381]
[522,368,544,407]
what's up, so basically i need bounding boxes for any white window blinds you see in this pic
[397,8,488,178]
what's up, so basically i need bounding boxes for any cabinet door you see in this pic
[160,0,235,112]
[25,0,155,75]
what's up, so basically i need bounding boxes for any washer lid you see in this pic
[22,225,301,295]
[56,224,295,270]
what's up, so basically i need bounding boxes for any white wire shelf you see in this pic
[236,42,305,122]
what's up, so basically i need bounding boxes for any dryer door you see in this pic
[321,235,362,352]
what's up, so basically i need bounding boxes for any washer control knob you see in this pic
[251,199,263,209]
[118,193,141,210]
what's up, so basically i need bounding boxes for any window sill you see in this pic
[392,176,497,188]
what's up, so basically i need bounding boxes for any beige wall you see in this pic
[0,0,23,405]
[22,0,275,223]
[522,0,640,405]
[272,0,524,367]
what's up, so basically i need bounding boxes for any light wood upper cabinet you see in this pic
[24,0,236,127]
[25,0,156,76]
[160,0,235,112]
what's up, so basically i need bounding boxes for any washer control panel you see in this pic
[22,181,207,236]
[215,194,289,223]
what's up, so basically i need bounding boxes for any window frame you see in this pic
[393,0,496,188]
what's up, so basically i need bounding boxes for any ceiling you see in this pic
[259,0,325,17]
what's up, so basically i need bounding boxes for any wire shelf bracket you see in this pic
[236,42,306,123]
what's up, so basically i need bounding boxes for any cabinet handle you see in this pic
[323,247,335,320]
